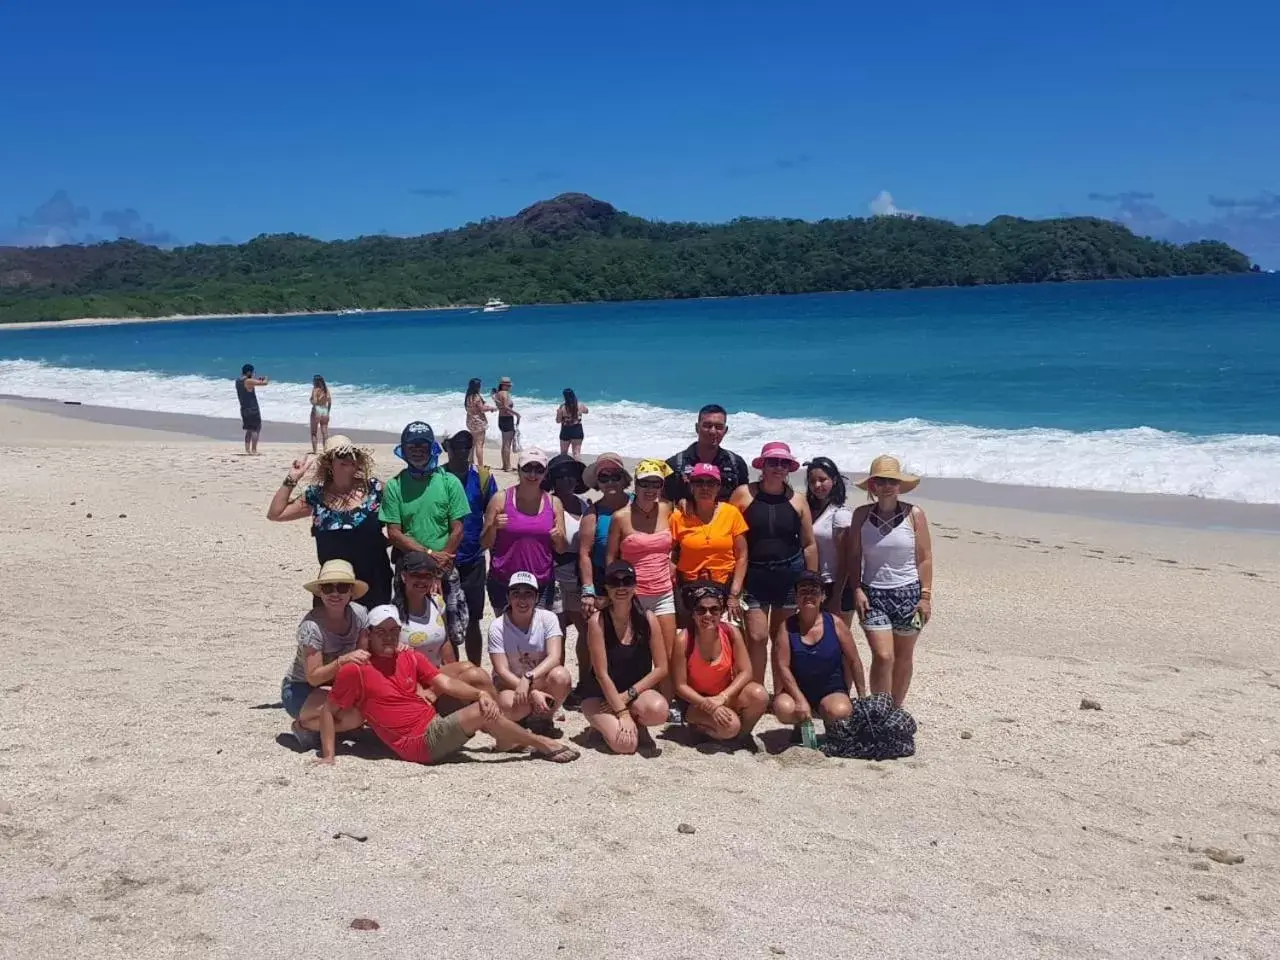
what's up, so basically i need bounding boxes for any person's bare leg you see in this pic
[560,439,570,455]
[472,430,486,468]
[250,430,260,455]
[244,431,252,455]
[310,415,319,454]
[744,607,771,684]
[571,440,582,458]
[864,629,895,697]
[818,692,854,723]
[891,632,918,706]
[771,691,801,724]
[631,690,668,728]
[456,703,577,760]
[319,419,329,449]
[735,681,770,735]
[656,612,678,701]
[686,702,741,740]
[583,697,633,753]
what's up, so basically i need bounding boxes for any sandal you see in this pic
[539,745,580,763]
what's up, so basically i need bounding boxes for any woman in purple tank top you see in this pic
[481,447,567,611]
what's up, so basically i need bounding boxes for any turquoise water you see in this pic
[2,275,1279,501]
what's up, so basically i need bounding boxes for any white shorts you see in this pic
[636,591,677,618]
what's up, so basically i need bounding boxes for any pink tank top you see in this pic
[491,488,554,584]
[620,528,673,597]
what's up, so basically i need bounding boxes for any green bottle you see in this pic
[800,719,819,749]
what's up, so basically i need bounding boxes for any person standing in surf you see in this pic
[665,403,751,503]
[843,455,933,706]
[309,375,331,454]
[464,378,496,469]
[555,388,589,458]
[494,376,521,472]
[236,363,269,455]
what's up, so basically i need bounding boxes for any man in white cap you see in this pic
[317,605,579,765]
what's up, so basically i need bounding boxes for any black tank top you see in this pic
[744,489,801,564]
[236,376,259,416]
[599,602,653,691]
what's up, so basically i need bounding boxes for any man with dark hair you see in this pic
[235,363,269,454]
[443,430,499,665]
[665,403,750,502]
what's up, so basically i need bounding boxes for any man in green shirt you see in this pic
[380,421,472,644]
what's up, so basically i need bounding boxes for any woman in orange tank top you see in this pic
[671,581,770,742]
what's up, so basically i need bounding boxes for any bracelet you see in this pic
[920,589,932,597]
[581,585,596,597]
[282,476,297,489]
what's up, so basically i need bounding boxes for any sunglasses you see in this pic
[635,479,663,489]
[690,477,718,486]
[606,576,637,588]
[596,471,624,483]
[873,476,901,485]
[693,603,722,616]
[319,582,352,595]
[763,457,793,469]
[520,464,547,476]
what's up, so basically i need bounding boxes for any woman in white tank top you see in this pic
[842,456,933,706]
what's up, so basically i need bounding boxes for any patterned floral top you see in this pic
[304,479,383,531]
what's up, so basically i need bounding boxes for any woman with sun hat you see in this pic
[841,455,933,706]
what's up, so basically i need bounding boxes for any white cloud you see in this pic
[869,190,920,218]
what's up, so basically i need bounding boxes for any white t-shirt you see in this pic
[400,596,449,667]
[487,608,563,674]
[812,504,853,582]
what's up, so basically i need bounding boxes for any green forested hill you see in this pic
[0,193,1253,322]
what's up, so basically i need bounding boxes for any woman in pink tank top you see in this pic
[606,459,679,720]
[481,448,566,611]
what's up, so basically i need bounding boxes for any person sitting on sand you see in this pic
[309,375,331,454]
[664,403,751,503]
[579,561,670,754]
[840,455,933,706]
[482,447,566,611]
[393,551,497,712]
[280,560,371,750]
[235,363,269,455]
[670,462,749,622]
[463,378,496,469]
[442,430,499,666]
[267,435,392,608]
[494,376,521,472]
[806,456,854,628]
[488,571,574,732]
[731,442,818,683]
[671,581,769,742]
[772,571,867,729]
[555,388,589,458]
[316,604,579,765]
[380,421,471,644]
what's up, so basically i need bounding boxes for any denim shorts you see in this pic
[281,679,315,719]
[860,581,923,635]
[743,554,804,611]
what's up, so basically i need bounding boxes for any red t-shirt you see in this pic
[328,651,441,763]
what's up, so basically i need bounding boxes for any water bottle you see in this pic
[800,719,818,749]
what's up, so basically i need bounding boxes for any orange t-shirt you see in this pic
[670,502,748,583]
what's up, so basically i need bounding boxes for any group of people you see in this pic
[265,395,933,767]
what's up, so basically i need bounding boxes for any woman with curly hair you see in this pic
[267,435,393,607]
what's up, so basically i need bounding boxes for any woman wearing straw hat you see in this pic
[267,435,393,607]
[730,442,818,685]
[838,455,934,706]
[280,560,372,750]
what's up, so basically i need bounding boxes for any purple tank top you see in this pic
[491,487,555,584]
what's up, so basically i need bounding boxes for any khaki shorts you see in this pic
[423,711,473,763]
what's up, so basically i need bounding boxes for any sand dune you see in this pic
[1,400,1277,959]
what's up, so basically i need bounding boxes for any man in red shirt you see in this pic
[318,605,579,765]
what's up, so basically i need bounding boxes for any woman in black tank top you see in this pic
[579,561,670,754]
[730,442,818,685]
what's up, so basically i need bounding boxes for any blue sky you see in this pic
[3,0,1279,265]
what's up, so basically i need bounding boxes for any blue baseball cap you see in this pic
[394,421,440,463]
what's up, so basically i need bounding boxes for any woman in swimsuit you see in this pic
[730,442,818,684]
[394,550,497,713]
[309,375,331,454]
[464,378,497,469]
[807,457,855,628]
[494,376,521,472]
[772,571,867,729]
[555,387,589,458]
[844,455,933,705]
[672,581,769,742]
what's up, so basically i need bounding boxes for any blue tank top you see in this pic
[787,612,844,697]
[591,499,626,570]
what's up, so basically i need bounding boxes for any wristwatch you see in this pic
[625,685,639,703]
[524,671,536,683]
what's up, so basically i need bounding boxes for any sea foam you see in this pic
[3,359,1279,504]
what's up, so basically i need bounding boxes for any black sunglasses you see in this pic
[763,457,793,469]
[606,575,637,588]
[693,603,722,616]
[520,464,547,475]
[319,582,352,595]
[596,471,624,482]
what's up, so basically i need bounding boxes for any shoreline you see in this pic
[0,303,473,331]
[6,393,1279,535]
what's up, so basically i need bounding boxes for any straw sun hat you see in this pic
[304,559,369,599]
[293,435,375,497]
[855,455,920,493]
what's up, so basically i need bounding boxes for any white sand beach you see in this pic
[1,399,1277,959]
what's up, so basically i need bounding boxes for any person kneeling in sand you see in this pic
[488,571,573,733]
[317,605,579,765]
[394,550,497,712]
[671,581,769,744]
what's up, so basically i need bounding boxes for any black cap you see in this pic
[399,421,435,448]
[541,453,587,493]
[794,569,824,590]
[398,551,442,576]
[445,430,474,450]
[604,560,636,582]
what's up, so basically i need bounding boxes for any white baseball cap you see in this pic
[507,571,539,591]
[367,604,403,627]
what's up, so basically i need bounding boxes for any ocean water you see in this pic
[2,276,1279,502]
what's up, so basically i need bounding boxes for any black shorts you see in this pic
[241,412,262,432]
[498,415,515,433]
[559,423,584,442]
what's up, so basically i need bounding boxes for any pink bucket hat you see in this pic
[752,442,800,471]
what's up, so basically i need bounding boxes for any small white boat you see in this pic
[482,297,510,313]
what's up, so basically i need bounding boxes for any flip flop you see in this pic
[539,745,580,763]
